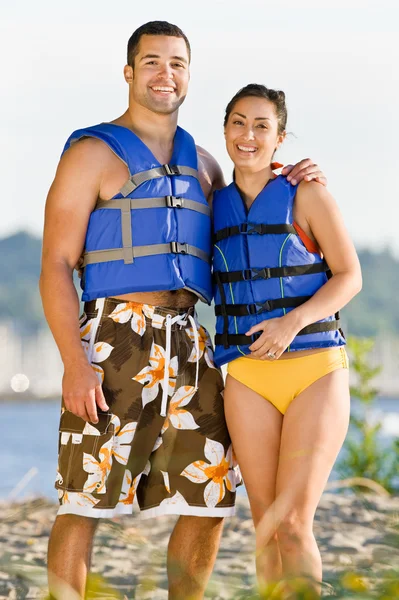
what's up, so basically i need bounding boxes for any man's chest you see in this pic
[99,149,212,204]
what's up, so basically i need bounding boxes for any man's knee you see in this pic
[178,515,224,532]
[51,513,99,539]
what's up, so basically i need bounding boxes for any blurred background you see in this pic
[1,0,398,502]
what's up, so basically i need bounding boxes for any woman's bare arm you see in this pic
[288,180,362,331]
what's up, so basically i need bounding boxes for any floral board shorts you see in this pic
[56,298,241,519]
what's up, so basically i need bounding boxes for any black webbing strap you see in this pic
[83,242,210,267]
[95,196,211,216]
[214,271,230,349]
[119,165,200,197]
[214,261,329,284]
[325,267,345,339]
[215,318,342,347]
[214,222,297,243]
[214,296,311,317]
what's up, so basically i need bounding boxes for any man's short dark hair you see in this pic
[127,21,191,68]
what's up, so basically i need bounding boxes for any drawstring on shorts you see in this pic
[160,312,200,417]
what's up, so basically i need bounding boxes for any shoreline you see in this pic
[1,492,398,599]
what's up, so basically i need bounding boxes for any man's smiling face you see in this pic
[127,35,190,115]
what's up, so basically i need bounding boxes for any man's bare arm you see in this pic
[196,145,226,207]
[39,138,109,422]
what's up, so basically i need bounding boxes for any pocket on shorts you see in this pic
[56,410,115,494]
[79,311,102,362]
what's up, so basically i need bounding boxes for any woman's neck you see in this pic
[234,166,274,209]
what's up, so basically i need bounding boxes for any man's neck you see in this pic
[113,102,179,164]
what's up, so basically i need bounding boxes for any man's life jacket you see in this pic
[62,123,212,303]
[212,176,345,367]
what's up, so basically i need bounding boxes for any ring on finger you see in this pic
[267,351,276,360]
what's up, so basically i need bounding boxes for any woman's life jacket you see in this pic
[212,176,345,367]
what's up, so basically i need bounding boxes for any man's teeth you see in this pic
[152,86,175,92]
[237,145,257,152]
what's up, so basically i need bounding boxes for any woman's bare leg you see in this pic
[224,374,284,587]
[274,369,350,595]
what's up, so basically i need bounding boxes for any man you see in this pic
[40,21,326,600]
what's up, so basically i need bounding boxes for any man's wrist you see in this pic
[62,349,89,369]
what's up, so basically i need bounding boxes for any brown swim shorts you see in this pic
[56,298,240,519]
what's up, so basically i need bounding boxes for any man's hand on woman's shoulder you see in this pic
[281,158,327,187]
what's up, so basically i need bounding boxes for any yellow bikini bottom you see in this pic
[227,346,349,415]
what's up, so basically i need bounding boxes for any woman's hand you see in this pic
[245,312,302,360]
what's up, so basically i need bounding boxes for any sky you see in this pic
[2,0,398,254]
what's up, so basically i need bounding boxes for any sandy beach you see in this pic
[1,491,398,599]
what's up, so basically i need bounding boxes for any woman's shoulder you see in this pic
[295,180,334,211]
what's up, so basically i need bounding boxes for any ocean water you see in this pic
[1,398,398,501]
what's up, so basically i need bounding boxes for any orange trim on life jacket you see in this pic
[293,221,320,256]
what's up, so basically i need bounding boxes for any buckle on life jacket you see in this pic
[248,301,272,315]
[241,223,257,235]
[171,241,188,255]
[163,164,181,176]
[242,268,272,281]
[241,222,267,235]
[253,267,272,280]
[166,196,183,208]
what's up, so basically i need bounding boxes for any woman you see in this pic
[212,84,362,595]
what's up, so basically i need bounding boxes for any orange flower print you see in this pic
[181,441,237,508]
[90,341,114,383]
[132,342,178,407]
[161,386,199,434]
[79,313,92,356]
[186,324,216,369]
[108,302,154,336]
[79,318,114,383]
[160,470,171,493]
[83,437,113,494]
[159,490,189,509]
[60,491,100,508]
[109,415,137,465]
[118,469,139,506]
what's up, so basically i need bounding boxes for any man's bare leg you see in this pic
[47,514,99,599]
[167,516,224,600]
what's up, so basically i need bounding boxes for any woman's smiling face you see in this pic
[224,96,285,172]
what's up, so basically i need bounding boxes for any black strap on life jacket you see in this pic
[215,295,311,317]
[214,222,297,243]
[214,256,344,348]
[215,318,342,348]
[213,261,329,284]
[214,271,230,349]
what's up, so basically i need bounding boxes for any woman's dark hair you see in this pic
[224,84,287,134]
[127,21,191,68]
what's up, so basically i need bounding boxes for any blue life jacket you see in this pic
[62,123,212,303]
[212,176,345,367]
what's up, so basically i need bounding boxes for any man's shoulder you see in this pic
[62,133,115,165]
[196,145,225,192]
[196,145,219,169]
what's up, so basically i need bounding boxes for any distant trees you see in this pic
[338,337,399,494]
